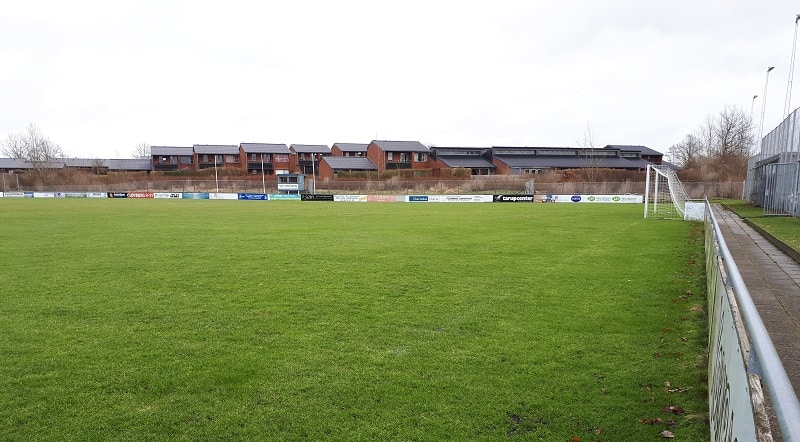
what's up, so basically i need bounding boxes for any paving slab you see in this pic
[712,205,800,397]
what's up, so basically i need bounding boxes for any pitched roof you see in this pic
[371,140,429,153]
[494,155,651,169]
[437,157,496,169]
[0,158,32,169]
[193,144,240,155]
[240,143,290,154]
[604,145,663,156]
[151,146,194,156]
[322,157,377,170]
[107,159,152,170]
[332,143,369,152]
[289,144,331,154]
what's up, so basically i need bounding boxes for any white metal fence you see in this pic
[746,108,800,216]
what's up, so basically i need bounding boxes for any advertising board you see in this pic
[237,193,268,200]
[542,194,643,203]
[154,193,182,199]
[333,195,367,202]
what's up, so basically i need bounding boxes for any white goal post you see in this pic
[644,164,693,220]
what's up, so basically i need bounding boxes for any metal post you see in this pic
[261,154,266,195]
[214,155,219,193]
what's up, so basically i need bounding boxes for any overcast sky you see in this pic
[1,0,797,159]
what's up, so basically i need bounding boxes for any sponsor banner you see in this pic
[3,191,27,198]
[408,195,429,202]
[367,194,401,202]
[543,194,644,203]
[86,192,108,198]
[238,193,268,200]
[0,192,3,198]
[64,192,87,198]
[154,192,182,199]
[426,195,494,203]
[107,192,129,198]
[268,194,301,200]
[277,183,300,191]
[182,192,210,199]
[301,194,334,201]
[494,194,535,203]
[209,193,238,200]
[24,191,34,198]
[334,195,367,202]
[128,191,155,198]
[33,192,56,198]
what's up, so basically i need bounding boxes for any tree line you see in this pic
[669,106,754,181]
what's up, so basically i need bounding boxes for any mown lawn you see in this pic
[719,199,800,251]
[0,199,709,440]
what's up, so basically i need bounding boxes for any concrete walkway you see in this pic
[712,204,800,398]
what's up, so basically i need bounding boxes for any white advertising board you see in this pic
[154,192,182,199]
[333,195,367,202]
[543,194,643,203]
[209,193,238,200]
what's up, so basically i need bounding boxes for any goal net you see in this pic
[644,164,690,220]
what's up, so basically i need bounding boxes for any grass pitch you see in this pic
[0,199,709,440]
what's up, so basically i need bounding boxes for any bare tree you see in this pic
[671,106,755,181]
[132,142,150,159]
[576,123,602,181]
[1,124,64,183]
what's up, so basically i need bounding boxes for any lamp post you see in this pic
[261,154,266,195]
[311,153,316,194]
[751,94,758,118]
[214,154,219,193]
[759,66,776,154]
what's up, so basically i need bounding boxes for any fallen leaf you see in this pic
[661,429,675,438]
[571,436,581,442]
[640,418,663,425]
[661,405,686,415]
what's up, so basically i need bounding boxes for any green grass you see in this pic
[719,199,800,251]
[0,200,709,440]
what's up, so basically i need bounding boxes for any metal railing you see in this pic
[707,202,800,440]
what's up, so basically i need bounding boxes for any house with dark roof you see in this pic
[318,157,378,180]
[240,143,291,175]
[366,140,430,172]
[331,143,369,157]
[289,144,331,176]
[151,146,195,171]
[429,146,496,175]
[193,145,240,169]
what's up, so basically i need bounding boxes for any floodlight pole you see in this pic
[311,153,316,194]
[759,66,776,154]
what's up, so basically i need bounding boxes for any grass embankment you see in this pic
[719,199,800,253]
[0,200,708,440]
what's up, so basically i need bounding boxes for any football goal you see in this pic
[644,164,692,220]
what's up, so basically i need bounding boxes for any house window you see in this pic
[387,152,394,161]
[160,156,168,163]
[251,153,257,161]
[215,155,223,164]
[225,154,239,163]
[180,156,193,164]
[202,155,209,163]
[274,154,289,163]
[400,153,409,162]
[415,152,428,162]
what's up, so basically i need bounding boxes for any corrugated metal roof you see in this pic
[438,157,497,169]
[240,143,290,154]
[371,140,429,153]
[151,146,194,156]
[290,144,331,154]
[494,155,651,169]
[193,144,240,155]
[332,143,369,152]
[604,144,663,156]
[0,158,32,169]
[323,157,377,170]
[107,159,151,170]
